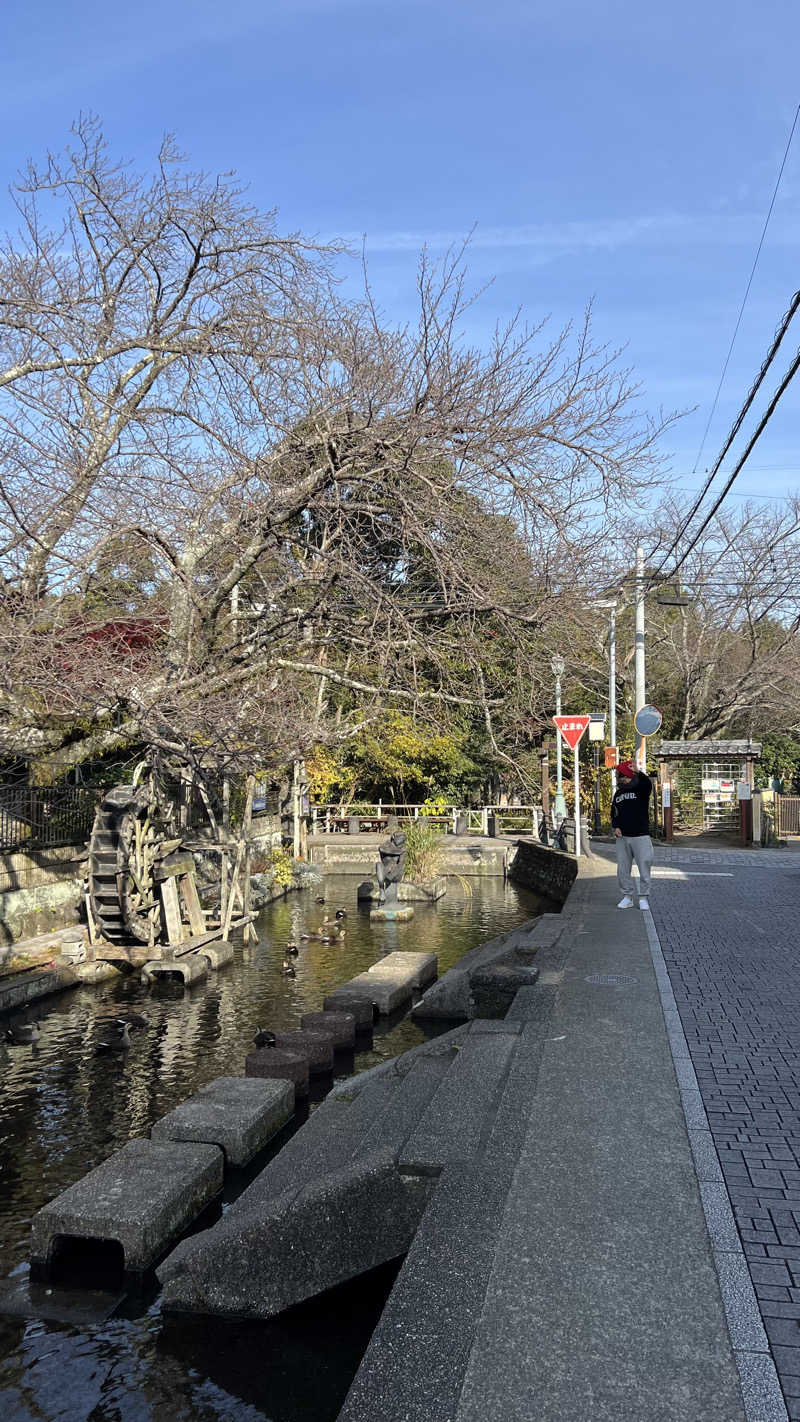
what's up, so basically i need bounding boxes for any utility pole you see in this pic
[634,546,646,769]
[551,655,567,823]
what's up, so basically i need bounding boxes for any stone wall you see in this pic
[507,838,577,904]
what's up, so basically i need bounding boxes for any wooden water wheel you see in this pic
[87,769,178,945]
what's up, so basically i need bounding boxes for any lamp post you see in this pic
[551,654,567,824]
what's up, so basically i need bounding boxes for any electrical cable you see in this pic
[648,287,800,585]
[690,103,800,479]
[667,342,800,579]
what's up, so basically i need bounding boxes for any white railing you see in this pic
[310,803,540,835]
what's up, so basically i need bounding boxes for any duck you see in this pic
[281,959,296,978]
[315,895,326,905]
[5,1020,41,1046]
[253,1027,276,1049]
[285,944,299,957]
[335,909,347,920]
[95,1020,132,1054]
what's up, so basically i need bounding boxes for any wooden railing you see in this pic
[310,803,539,835]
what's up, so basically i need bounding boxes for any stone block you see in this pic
[150,1077,294,1167]
[141,955,208,987]
[369,905,414,921]
[322,990,376,1028]
[334,972,411,1015]
[158,1146,435,1319]
[199,942,234,970]
[468,964,540,1018]
[272,1029,335,1075]
[371,951,438,988]
[30,1137,222,1277]
[246,1047,309,1097]
[300,1010,356,1049]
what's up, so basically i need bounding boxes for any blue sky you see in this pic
[2,0,799,506]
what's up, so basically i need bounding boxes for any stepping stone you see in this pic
[30,1138,222,1277]
[322,991,375,1029]
[150,1078,294,1167]
[141,956,207,987]
[335,972,412,1015]
[199,942,234,970]
[300,1011,356,1049]
[271,1029,335,1075]
[371,952,438,988]
[246,1047,309,1098]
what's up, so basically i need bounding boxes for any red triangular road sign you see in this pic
[554,714,591,750]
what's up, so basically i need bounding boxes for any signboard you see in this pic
[662,784,671,808]
[702,778,720,792]
[553,715,591,750]
[604,745,618,768]
[737,781,752,801]
[633,704,663,736]
[588,715,606,742]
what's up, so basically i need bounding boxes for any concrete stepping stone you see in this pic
[30,1138,222,1278]
[334,971,412,1015]
[141,956,208,987]
[150,1077,294,1167]
[198,942,234,970]
[271,1029,335,1075]
[322,991,375,1028]
[300,1010,356,1049]
[370,951,437,988]
[246,1047,309,1097]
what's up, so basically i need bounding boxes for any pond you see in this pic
[0,872,546,1422]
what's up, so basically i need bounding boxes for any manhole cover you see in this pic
[584,973,639,986]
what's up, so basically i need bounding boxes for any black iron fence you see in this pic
[0,784,96,853]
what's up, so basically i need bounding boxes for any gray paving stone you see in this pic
[31,1138,222,1276]
[701,1181,744,1251]
[736,1352,790,1422]
[689,1128,726,1183]
[715,1251,770,1350]
[150,1077,294,1167]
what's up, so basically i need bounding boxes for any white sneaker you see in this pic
[639,897,650,910]
[617,896,633,909]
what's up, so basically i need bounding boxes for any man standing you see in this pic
[611,760,653,909]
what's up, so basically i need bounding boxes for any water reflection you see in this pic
[0,874,545,1421]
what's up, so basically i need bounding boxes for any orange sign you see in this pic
[604,745,618,768]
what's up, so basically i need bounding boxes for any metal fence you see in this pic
[776,795,800,837]
[0,784,96,853]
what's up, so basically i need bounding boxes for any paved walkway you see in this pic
[339,850,770,1421]
[649,840,800,1420]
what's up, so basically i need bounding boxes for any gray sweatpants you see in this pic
[615,834,653,895]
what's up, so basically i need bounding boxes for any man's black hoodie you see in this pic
[611,772,652,837]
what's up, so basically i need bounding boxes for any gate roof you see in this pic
[658,739,761,759]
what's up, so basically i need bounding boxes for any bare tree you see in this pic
[0,119,672,789]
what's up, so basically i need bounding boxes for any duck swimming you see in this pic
[281,959,296,978]
[285,944,299,957]
[5,1020,41,1046]
[95,1020,132,1053]
[335,909,347,920]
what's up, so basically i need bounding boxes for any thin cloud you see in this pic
[349,211,799,257]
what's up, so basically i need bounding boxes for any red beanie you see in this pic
[617,760,637,778]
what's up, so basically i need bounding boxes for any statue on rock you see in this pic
[376,830,407,907]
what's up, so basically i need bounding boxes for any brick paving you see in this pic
[651,844,800,1417]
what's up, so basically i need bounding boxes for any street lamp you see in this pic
[551,654,567,824]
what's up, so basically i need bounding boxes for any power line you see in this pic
[667,343,800,578]
[690,103,800,478]
[649,286,800,584]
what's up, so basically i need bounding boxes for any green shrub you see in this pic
[403,821,444,882]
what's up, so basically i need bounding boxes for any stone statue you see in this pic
[376,830,407,906]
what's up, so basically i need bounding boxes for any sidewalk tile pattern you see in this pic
[652,846,800,1418]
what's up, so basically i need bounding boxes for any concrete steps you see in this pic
[156,1024,519,1319]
